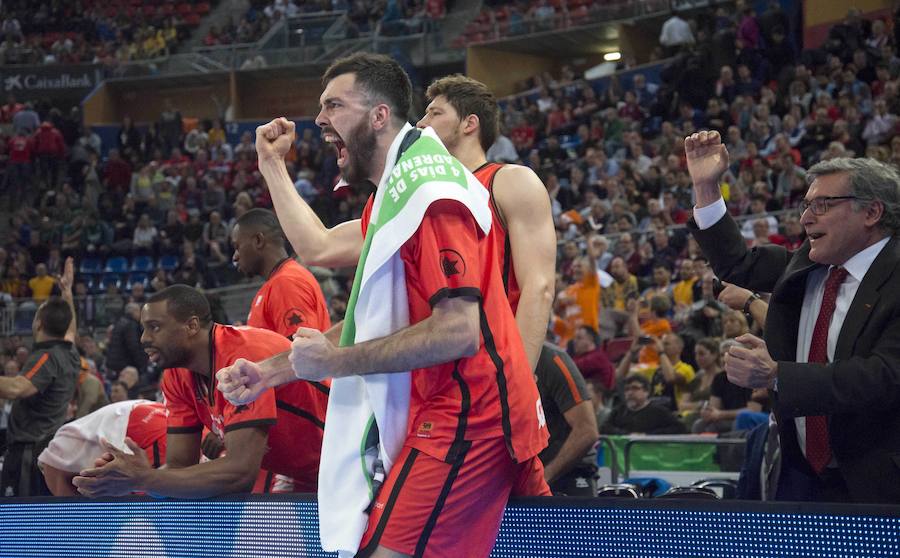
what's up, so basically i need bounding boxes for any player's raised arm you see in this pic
[256,117,363,268]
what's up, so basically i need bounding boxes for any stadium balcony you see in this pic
[106,5,476,80]
[454,0,672,48]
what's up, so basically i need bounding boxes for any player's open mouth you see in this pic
[809,232,824,241]
[145,348,160,363]
[324,132,347,166]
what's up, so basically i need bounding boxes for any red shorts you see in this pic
[357,437,549,558]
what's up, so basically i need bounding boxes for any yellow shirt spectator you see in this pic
[672,277,697,306]
[28,266,55,302]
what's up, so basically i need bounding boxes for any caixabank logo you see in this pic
[1,71,94,93]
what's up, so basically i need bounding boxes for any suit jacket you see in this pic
[105,315,148,374]
[691,214,900,503]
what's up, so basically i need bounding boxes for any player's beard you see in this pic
[146,342,192,370]
[342,117,377,184]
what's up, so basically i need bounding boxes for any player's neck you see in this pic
[453,141,488,172]
[261,252,289,280]
[368,122,405,186]
[187,326,215,377]
[33,331,63,344]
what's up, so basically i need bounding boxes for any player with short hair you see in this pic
[418,74,556,371]
[0,258,79,497]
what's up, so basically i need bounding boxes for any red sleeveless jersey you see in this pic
[472,162,521,314]
[360,195,548,464]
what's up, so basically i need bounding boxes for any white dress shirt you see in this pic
[695,198,890,459]
[659,15,695,47]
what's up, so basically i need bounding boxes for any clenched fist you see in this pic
[256,117,296,161]
[216,358,267,405]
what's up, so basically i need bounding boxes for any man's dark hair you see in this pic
[235,208,286,248]
[111,380,129,392]
[577,325,600,347]
[323,53,412,124]
[36,297,72,338]
[147,285,212,326]
[425,74,499,151]
[624,374,651,391]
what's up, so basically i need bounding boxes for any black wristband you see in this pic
[743,292,761,315]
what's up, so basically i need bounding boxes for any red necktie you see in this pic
[805,266,848,474]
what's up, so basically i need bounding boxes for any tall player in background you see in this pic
[230,207,332,492]
[232,208,332,339]
[416,75,556,371]
[416,77,600,491]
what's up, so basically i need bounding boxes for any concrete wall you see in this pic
[467,46,558,97]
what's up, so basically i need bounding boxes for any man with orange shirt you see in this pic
[72,285,326,497]
[553,254,600,347]
[217,54,548,558]
[232,208,331,338]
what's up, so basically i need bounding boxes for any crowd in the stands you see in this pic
[1,4,899,437]
[0,0,213,67]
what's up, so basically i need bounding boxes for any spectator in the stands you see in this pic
[108,381,130,404]
[7,127,33,209]
[33,120,66,189]
[28,263,56,304]
[132,214,158,255]
[570,325,615,391]
[659,10,694,56]
[117,366,142,400]
[740,195,780,240]
[601,374,687,435]
[721,309,750,340]
[600,256,639,312]
[12,102,39,135]
[105,303,147,375]
[692,340,761,434]
[118,116,142,161]
[486,123,519,163]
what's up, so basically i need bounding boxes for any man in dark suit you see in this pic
[105,303,148,375]
[684,130,900,504]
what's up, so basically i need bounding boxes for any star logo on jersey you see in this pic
[283,308,305,329]
[416,422,434,438]
[439,248,466,278]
